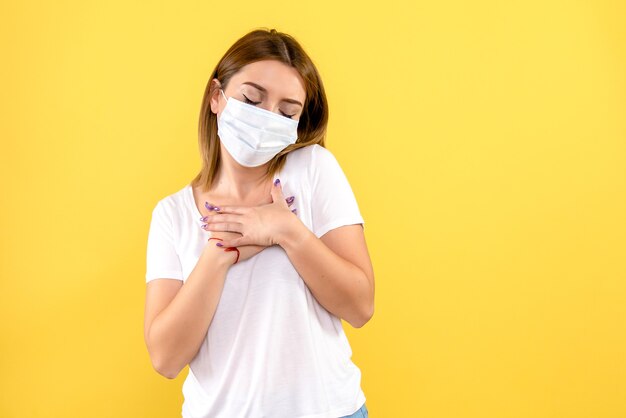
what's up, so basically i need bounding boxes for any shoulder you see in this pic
[284,144,341,172]
[151,184,188,218]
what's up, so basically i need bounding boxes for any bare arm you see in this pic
[143,243,234,379]
[279,220,375,328]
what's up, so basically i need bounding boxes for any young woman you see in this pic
[144,28,374,418]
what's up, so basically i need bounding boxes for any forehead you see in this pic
[230,60,306,102]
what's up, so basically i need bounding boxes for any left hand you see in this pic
[201,178,299,247]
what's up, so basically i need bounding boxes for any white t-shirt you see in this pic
[145,144,367,418]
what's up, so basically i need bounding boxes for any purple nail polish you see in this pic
[200,216,208,221]
[286,196,295,204]
[216,242,224,247]
[274,178,280,186]
[212,206,220,211]
[205,202,214,210]
[291,208,297,214]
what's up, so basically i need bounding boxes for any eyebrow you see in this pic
[242,81,303,107]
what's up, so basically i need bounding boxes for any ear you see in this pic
[209,78,222,114]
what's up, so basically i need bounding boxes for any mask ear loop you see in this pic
[219,89,228,103]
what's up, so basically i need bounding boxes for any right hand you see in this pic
[199,194,295,264]
[206,230,266,264]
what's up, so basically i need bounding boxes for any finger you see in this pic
[217,236,247,247]
[199,213,219,222]
[204,201,222,211]
[200,205,223,220]
[291,207,297,215]
[271,178,286,205]
[285,195,295,207]
[204,213,242,223]
[214,205,249,214]
[202,222,243,234]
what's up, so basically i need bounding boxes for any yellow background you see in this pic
[1,0,625,417]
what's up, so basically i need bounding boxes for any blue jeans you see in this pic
[339,402,368,418]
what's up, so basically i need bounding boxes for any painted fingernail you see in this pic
[205,202,215,210]
[200,216,208,221]
[216,242,224,247]
[274,178,281,186]
[286,196,295,204]
[291,208,297,214]
[212,206,220,211]
[201,224,208,229]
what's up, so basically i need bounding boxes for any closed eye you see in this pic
[242,94,261,105]
[244,94,296,119]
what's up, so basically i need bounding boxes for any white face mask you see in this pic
[217,89,299,167]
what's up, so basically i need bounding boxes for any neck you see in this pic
[213,144,271,200]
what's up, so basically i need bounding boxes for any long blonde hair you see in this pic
[191,28,329,191]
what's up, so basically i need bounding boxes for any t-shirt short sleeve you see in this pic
[310,145,365,238]
[145,200,184,282]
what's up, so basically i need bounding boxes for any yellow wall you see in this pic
[1,1,624,417]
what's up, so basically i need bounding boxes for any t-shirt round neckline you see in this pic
[185,172,282,221]
[185,184,204,221]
